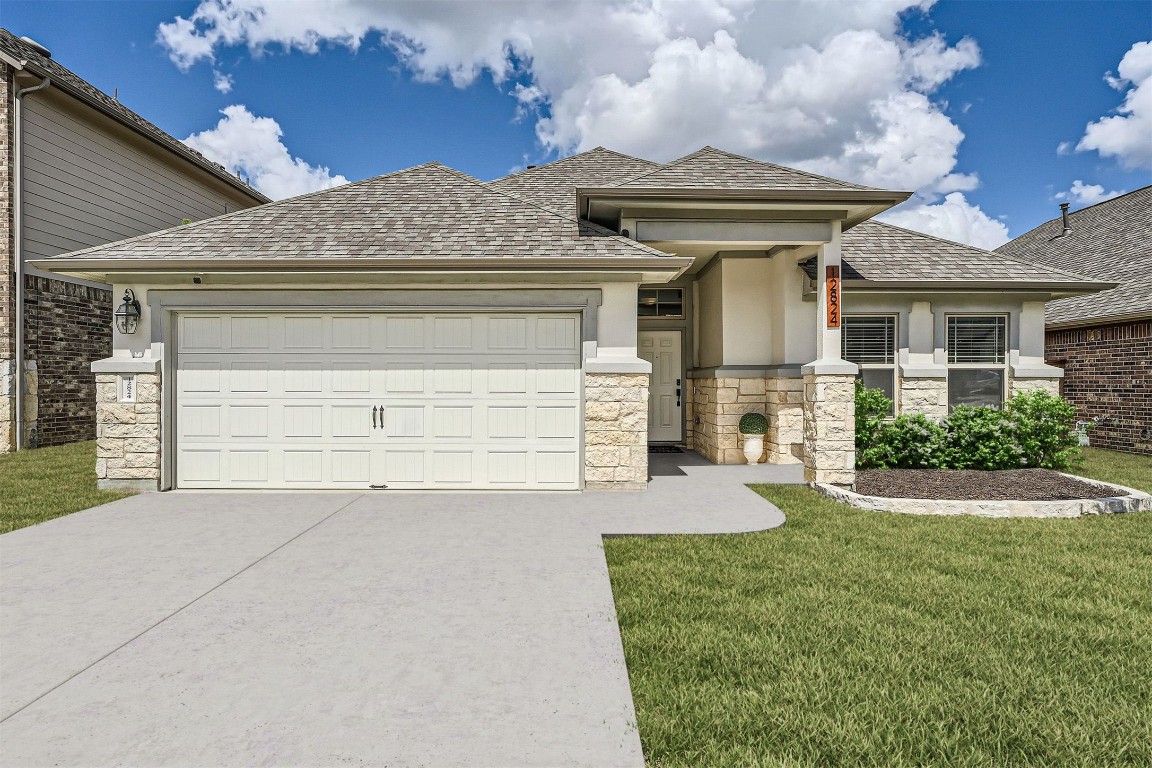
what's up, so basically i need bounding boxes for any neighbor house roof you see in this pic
[0,28,268,204]
[609,147,877,191]
[995,186,1151,326]
[34,163,679,269]
[823,220,1113,288]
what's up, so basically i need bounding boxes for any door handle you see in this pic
[372,405,378,429]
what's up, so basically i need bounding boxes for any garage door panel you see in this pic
[177,311,581,490]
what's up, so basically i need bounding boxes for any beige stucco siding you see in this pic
[19,90,257,264]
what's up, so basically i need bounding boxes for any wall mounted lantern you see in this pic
[114,289,141,335]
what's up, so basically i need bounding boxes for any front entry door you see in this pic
[638,330,683,443]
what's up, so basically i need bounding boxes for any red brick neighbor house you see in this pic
[1,29,267,452]
[996,186,1152,455]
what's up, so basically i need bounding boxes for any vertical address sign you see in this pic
[826,264,841,328]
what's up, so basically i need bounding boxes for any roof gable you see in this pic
[43,162,671,263]
[488,147,660,214]
[611,146,875,191]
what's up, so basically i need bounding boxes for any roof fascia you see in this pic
[1046,311,1152,330]
[844,279,1118,293]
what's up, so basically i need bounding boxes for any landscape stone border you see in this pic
[815,474,1152,518]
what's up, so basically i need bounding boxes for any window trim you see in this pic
[945,313,1009,409]
[842,313,898,411]
[637,287,685,319]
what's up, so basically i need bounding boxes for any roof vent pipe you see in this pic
[19,36,52,58]
[1050,202,1073,242]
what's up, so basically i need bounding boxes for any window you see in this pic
[638,288,683,318]
[842,315,897,411]
[946,315,1007,409]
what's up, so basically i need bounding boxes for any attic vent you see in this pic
[19,37,52,58]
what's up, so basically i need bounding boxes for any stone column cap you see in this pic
[801,359,858,375]
[1011,363,1064,378]
[899,364,947,378]
[586,357,652,374]
[92,356,161,374]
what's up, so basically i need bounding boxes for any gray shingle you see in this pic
[40,163,673,262]
[611,146,878,191]
[840,220,1098,283]
[995,187,1152,325]
[488,147,659,215]
[0,28,267,204]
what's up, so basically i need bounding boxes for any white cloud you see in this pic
[184,105,348,199]
[212,70,234,93]
[158,0,1005,245]
[1076,40,1152,170]
[880,192,1010,250]
[1056,180,1125,207]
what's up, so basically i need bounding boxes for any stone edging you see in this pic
[814,474,1152,518]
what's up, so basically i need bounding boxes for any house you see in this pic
[32,147,1112,492]
[0,29,268,452]
[996,187,1151,455]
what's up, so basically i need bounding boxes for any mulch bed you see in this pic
[855,468,1121,501]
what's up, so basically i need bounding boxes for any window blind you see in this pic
[947,316,1006,364]
[842,316,896,364]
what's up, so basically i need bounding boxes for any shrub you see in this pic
[855,380,891,450]
[861,414,947,469]
[941,406,1022,470]
[1006,389,1081,470]
[739,412,769,435]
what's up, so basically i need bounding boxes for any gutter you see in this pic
[29,256,695,274]
[12,73,51,450]
[842,278,1118,293]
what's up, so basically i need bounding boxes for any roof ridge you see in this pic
[489,146,658,185]
[45,163,441,260]
[867,219,1095,282]
[999,184,1152,248]
[609,145,880,190]
[609,147,712,186]
[438,164,670,258]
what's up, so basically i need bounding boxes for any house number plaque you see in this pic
[119,374,137,403]
[826,264,841,328]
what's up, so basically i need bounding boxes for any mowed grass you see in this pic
[1079,447,1152,493]
[606,450,1152,767]
[0,441,132,534]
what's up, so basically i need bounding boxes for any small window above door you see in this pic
[638,289,684,318]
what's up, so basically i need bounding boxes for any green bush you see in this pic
[1006,389,1081,469]
[861,414,947,469]
[853,383,1081,471]
[739,412,769,435]
[940,406,1022,470]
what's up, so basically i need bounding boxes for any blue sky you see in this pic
[3,0,1149,247]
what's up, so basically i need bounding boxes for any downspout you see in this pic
[12,75,51,450]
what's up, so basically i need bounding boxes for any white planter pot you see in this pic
[742,434,764,464]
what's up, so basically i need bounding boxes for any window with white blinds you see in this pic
[947,316,1006,364]
[842,316,896,364]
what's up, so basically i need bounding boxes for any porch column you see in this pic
[802,221,857,487]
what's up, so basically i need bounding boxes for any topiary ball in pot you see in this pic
[739,412,769,464]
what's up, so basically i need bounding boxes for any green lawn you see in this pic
[606,450,1152,767]
[0,441,132,534]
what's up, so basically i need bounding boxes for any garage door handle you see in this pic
[372,405,378,429]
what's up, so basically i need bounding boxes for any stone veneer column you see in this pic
[1010,377,1061,397]
[802,370,856,487]
[95,369,162,491]
[765,376,804,463]
[898,375,948,421]
[584,372,648,490]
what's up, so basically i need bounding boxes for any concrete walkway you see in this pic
[0,453,800,767]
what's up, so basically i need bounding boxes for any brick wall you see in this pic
[23,274,113,446]
[1046,319,1151,455]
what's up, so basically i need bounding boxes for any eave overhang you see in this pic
[843,279,1118,296]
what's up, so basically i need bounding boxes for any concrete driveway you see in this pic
[0,453,798,767]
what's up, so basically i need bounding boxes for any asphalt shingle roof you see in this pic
[0,28,267,203]
[43,163,673,263]
[995,186,1152,325]
[836,220,1100,284]
[488,147,659,215]
[610,147,878,191]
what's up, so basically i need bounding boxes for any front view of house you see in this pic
[35,148,1111,492]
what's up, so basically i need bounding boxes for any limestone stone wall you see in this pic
[584,372,649,490]
[1010,376,1061,398]
[899,376,948,421]
[1,64,15,453]
[688,376,800,464]
[765,377,804,464]
[95,372,162,491]
[802,373,855,487]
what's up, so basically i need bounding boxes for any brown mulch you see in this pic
[855,468,1121,501]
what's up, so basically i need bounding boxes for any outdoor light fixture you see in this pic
[114,289,141,335]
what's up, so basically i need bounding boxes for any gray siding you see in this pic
[20,90,258,263]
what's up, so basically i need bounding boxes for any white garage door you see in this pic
[175,311,582,490]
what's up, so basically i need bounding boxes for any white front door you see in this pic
[175,311,582,490]
[638,330,683,443]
